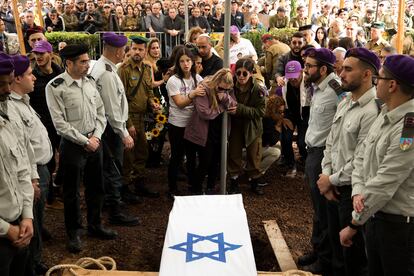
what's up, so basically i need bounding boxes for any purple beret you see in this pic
[102,32,128,47]
[32,40,53,53]
[345,47,380,73]
[0,53,14,75]
[304,47,336,67]
[11,55,30,77]
[383,55,414,87]
[230,25,240,34]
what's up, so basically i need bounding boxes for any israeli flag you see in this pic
[159,194,257,276]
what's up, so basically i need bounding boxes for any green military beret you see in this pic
[130,35,149,44]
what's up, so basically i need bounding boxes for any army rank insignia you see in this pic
[400,112,414,151]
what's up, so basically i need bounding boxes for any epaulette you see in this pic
[51,78,64,88]
[328,79,344,97]
[105,64,112,72]
[374,98,383,114]
[86,75,95,81]
[400,112,414,151]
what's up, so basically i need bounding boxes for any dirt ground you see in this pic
[42,148,313,273]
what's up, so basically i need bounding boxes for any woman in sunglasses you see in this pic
[166,47,205,197]
[184,69,237,194]
[228,58,266,195]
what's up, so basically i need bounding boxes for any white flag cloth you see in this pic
[159,194,257,276]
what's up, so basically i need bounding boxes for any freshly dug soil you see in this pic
[42,150,313,272]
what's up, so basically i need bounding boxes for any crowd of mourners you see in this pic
[1,0,414,276]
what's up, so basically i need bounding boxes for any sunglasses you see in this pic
[217,86,232,93]
[236,70,249,77]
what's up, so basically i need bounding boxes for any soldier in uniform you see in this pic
[340,55,414,276]
[118,36,160,197]
[376,1,395,29]
[300,48,339,274]
[90,33,139,226]
[317,48,381,276]
[261,34,290,93]
[365,22,390,56]
[316,4,330,28]
[289,5,308,28]
[9,54,53,276]
[46,44,117,253]
[268,7,289,29]
[0,53,34,276]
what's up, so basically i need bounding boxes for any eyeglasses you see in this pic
[304,63,319,69]
[217,86,232,93]
[236,70,249,77]
[372,75,394,85]
[205,8,210,11]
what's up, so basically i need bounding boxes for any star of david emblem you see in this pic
[169,232,242,263]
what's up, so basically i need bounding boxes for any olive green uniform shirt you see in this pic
[46,71,107,145]
[289,16,308,28]
[321,87,378,186]
[117,58,154,128]
[352,99,414,225]
[365,38,390,56]
[269,15,289,29]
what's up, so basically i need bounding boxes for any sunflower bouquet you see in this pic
[144,98,168,141]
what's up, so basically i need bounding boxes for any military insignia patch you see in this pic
[400,112,414,151]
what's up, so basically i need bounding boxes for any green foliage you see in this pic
[241,28,297,56]
[290,0,297,18]
[45,32,100,58]
[241,30,267,56]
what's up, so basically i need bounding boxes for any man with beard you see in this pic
[300,48,339,274]
[46,44,117,253]
[275,32,305,90]
[340,54,414,276]
[0,53,34,276]
[118,36,160,198]
[317,48,381,276]
[79,0,103,33]
[196,34,223,77]
[31,41,64,210]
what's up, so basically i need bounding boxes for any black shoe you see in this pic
[135,185,160,198]
[88,225,118,240]
[109,212,140,226]
[67,232,82,253]
[298,252,317,266]
[35,262,49,275]
[249,178,265,195]
[41,227,52,241]
[254,175,268,187]
[228,178,240,194]
[122,191,142,204]
[302,259,330,274]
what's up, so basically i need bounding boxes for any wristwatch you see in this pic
[348,221,361,230]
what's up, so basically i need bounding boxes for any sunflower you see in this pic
[152,97,160,105]
[151,128,160,137]
[155,114,168,124]
[145,131,153,140]
[155,123,164,131]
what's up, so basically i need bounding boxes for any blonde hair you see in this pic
[203,68,234,110]
[186,26,204,43]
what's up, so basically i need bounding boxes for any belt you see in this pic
[373,211,414,224]
[307,146,325,153]
[9,216,22,226]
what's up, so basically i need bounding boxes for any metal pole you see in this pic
[219,0,231,195]
[11,0,26,55]
[396,0,405,53]
[184,0,189,40]
[307,0,313,24]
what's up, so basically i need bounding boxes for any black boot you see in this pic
[109,205,140,226]
[66,230,82,253]
[88,225,118,240]
[134,177,160,198]
[249,178,264,195]
[121,185,142,204]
